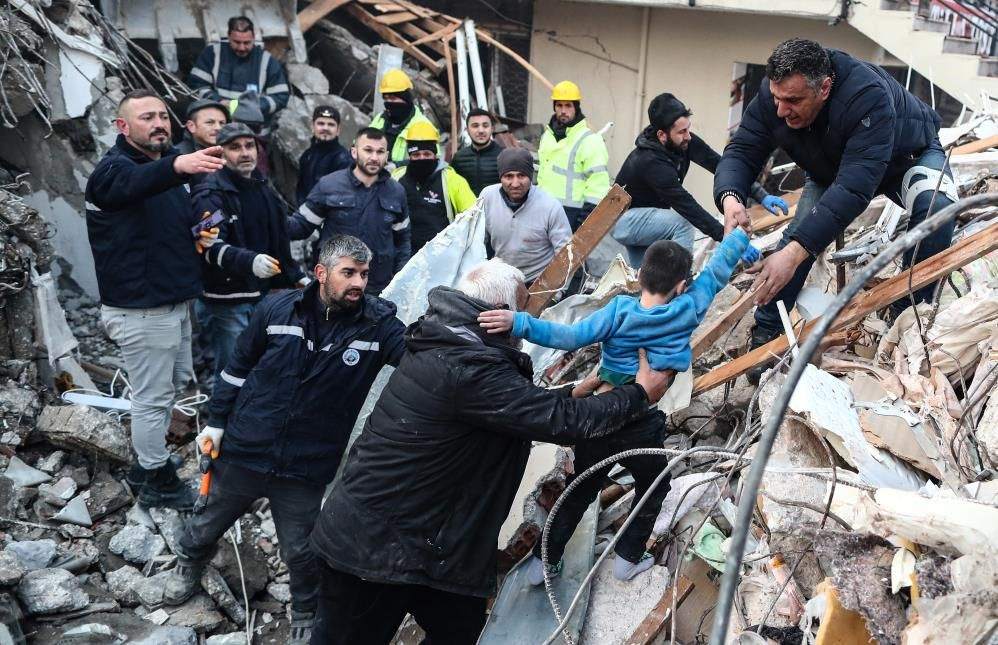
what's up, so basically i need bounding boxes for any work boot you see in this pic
[126,454,185,496]
[526,555,563,587]
[163,558,204,606]
[745,324,781,386]
[137,460,196,511]
[289,610,314,645]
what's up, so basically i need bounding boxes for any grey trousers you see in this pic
[100,302,194,469]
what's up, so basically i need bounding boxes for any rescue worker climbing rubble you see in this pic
[536,80,611,231]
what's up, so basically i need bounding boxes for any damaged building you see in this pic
[0,0,997,643]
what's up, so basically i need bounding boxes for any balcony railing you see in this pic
[917,0,998,55]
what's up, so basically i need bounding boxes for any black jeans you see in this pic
[310,560,488,645]
[178,460,323,613]
[532,410,669,565]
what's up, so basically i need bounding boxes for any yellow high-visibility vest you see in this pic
[536,119,610,208]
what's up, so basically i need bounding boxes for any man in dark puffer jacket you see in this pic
[714,38,956,383]
[310,258,673,645]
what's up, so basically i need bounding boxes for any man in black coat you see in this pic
[612,92,786,268]
[450,108,504,196]
[85,89,224,510]
[162,235,405,645]
[296,104,352,205]
[713,38,957,382]
[309,258,673,645]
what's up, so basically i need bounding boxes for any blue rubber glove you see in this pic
[762,195,789,216]
[741,244,761,265]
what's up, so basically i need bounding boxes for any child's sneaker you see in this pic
[613,552,656,581]
[526,555,563,586]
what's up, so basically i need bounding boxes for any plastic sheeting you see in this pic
[32,269,78,365]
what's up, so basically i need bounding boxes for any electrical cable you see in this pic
[708,192,998,644]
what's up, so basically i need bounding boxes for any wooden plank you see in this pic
[373,10,418,25]
[953,133,998,155]
[475,28,554,91]
[692,220,998,395]
[297,0,352,33]
[525,184,632,317]
[750,188,801,234]
[442,36,458,159]
[344,3,440,72]
[409,21,460,46]
[690,290,754,359]
[624,576,694,645]
[397,22,449,58]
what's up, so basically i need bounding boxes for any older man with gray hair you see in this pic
[162,235,405,645]
[309,258,674,645]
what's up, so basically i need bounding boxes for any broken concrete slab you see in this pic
[5,539,57,571]
[148,508,184,556]
[266,582,291,604]
[200,566,245,626]
[165,593,225,633]
[108,524,164,565]
[35,404,131,463]
[38,476,77,506]
[286,62,330,95]
[31,611,197,645]
[4,456,51,487]
[52,495,93,527]
[35,450,67,475]
[581,558,675,644]
[16,567,89,614]
[0,550,26,586]
[104,565,143,606]
[59,621,126,642]
[206,633,246,645]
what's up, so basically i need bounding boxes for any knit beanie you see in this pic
[647,93,688,132]
[497,147,534,180]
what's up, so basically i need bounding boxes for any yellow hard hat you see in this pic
[551,80,581,102]
[380,69,414,94]
[406,121,439,142]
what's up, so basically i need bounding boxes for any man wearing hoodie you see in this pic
[309,258,673,645]
[612,93,788,268]
[392,122,476,253]
[536,80,611,231]
[369,68,439,165]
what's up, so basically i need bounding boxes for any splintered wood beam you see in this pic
[690,290,754,359]
[373,10,418,25]
[344,3,440,72]
[525,184,632,317]
[953,133,998,155]
[297,0,352,33]
[625,576,694,645]
[410,21,461,46]
[692,220,998,395]
[443,38,458,158]
[397,22,450,58]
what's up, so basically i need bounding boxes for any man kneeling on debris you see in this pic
[163,235,405,645]
[479,226,750,583]
[309,259,673,644]
[86,89,224,511]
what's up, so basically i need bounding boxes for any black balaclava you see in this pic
[406,140,437,183]
[549,101,584,141]
[383,90,415,126]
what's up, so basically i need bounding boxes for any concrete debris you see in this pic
[163,594,225,633]
[108,524,165,565]
[4,456,51,488]
[5,539,57,571]
[266,582,291,604]
[16,567,89,615]
[206,633,247,645]
[34,404,131,463]
[52,495,93,527]
[104,565,144,607]
[38,475,77,506]
[200,566,246,626]
[0,551,26,586]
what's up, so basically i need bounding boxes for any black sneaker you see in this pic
[289,610,315,645]
[746,325,781,386]
[137,460,196,512]
[163,559,204,606]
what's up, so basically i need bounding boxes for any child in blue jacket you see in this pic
[478,228,750,583]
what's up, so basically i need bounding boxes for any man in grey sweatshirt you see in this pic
[481,148,572,284]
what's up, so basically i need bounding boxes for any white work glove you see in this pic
[297,277,311,289]
[196,425,223,459]
[252,254,281,278]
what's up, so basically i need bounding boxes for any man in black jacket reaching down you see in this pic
[191,122,307,380]
[612,92,788,268]
[161,235,405,645]
[309,258,674,645]
[713,38,956,384]
[85,89,224,511]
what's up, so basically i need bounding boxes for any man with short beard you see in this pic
[162,235,406,645]
[611,93,787,268]
[289,127,411,295]
[450,108,504,196]
[85,89,225,510]
[191,123,307,379]
[296,104,352,205]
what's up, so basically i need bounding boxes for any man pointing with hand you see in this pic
[86,89,225,510]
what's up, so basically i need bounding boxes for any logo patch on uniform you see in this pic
[861,116,870,127]
[423,190,442,205]
[342,348,360,366]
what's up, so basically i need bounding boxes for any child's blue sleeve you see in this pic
[512,299,620,351]
[687,229,750,317]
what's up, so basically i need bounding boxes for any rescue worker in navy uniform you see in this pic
[161,235,405,645]
[188,15,289,136]
[296,104,353,206]
[713,38,956,383]
[289,127,411,296]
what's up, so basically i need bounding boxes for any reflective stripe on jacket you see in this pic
[536,119,610,208]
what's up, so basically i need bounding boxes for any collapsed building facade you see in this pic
[0,0,996,643]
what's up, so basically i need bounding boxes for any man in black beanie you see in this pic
[612,93,788,268]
